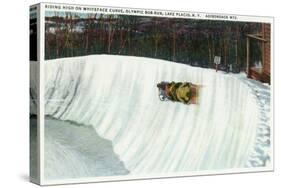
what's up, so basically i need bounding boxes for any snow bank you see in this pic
[40,55,270,175]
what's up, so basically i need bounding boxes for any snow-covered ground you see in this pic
[34,55,271,180]
[43,117,129,180]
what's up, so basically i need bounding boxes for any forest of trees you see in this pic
[45,12,262,73]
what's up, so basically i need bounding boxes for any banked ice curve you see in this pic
[41,55,270,175]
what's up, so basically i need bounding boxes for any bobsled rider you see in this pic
[157,81,199,104]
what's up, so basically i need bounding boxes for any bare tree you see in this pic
[151,18,162,57]
[106,15,117,53]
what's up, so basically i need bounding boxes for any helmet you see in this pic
[157,82,167,90]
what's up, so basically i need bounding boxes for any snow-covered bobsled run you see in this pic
[41,55,270,177]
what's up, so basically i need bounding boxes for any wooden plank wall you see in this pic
[262,23,271,83]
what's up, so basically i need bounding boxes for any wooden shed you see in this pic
[246,23,271,84]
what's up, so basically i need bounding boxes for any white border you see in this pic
[36,2,274,185]
[270,17,274,172]
[44,167,273,186]
[29,3,41,185]
[38,3,45,185]
[42,2,273,23]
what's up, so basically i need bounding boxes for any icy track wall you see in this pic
[42,55,270,175]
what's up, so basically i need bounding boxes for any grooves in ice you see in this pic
[31,55,271,177]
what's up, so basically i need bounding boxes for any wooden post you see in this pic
[235,39,238,67]
[246,37,250,78]
[261,23,265,69]
[214,56,221,72]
